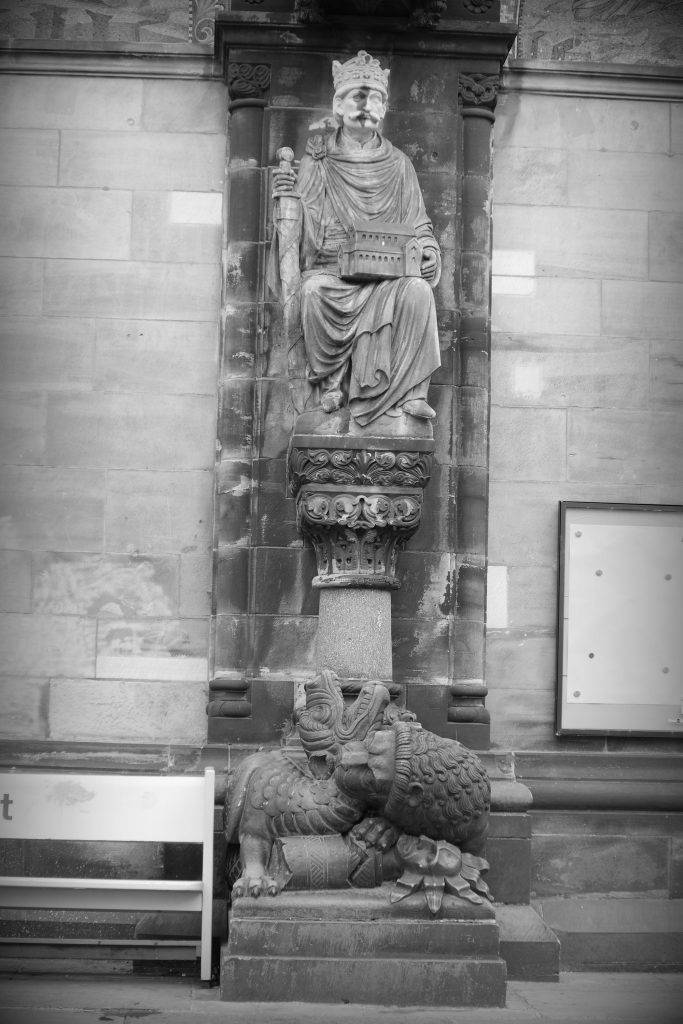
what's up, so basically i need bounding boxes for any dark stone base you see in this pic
[221,886,507,1006]
[535,897,683,972]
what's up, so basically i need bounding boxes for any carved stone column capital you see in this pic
[289,438,434,590]
[458,71,500,113]
[227,61,271,107]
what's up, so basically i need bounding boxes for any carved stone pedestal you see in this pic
[289,409,434,686]
[221,887,507,1006]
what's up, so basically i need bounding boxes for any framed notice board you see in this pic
[557,502,683,737]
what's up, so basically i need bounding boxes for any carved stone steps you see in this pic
[221,887,507,1006]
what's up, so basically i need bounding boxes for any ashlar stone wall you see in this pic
[0,74,226,746]
[488,85,683,750]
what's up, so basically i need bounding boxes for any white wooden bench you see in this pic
[0,768,215,981]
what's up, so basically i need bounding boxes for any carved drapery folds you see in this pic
[289,443,434,589]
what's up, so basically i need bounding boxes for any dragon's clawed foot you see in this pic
[232,874,280,898]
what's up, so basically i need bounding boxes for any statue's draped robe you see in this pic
[274,131,441,427]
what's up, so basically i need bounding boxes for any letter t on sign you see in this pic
[1,793,12,820]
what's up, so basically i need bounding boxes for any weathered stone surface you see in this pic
[93,318,218,396]
[567,409,683,484]
[0,316,94,390]
[393,551,451,619]
[213,614,250,676]
[649,211,683,283]
[0,467,105,552]
[251,547,318,617]
[95,617,208,683]
[48,678,207,744]
[487,688,556,751]
[490,407,566,483]
[33,552,178,618]
[179,553,212,618]
[491,146,568,207]
[0,613,96,677]
[486,633,556,693]
[569,151,683,212]
[0,257,42,315]
[251,615,317,678]
[223,889,505,1006]
[507,566,558,631]
[223,302,258,380]
[59,131,225,191]
[43,259,221,322]
[603,280,683,340]
[0,129,59,186]
[131,191,222,264]
[672,836,683,899]
[215,546,250,616]
[495,905,560,981]
[252,458,298,548]
[0,391,46,465]
[141,80,226,133]
[536,897,683,971]
[531,835,669,897]
[0,677,48,738]
[494,205,647,279]
[0,186,132,260]
[392,617,450,685]
[46,392,216,471]
[227,168,263,244]
[491,336,650,409]
[0,76,143,131]
[222,950,506,1006]
[492,277,600,336]
[105,469,213,556]
[0,550,31,612]
[496,93,669,154]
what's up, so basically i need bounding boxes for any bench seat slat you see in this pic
[0,877,203,891]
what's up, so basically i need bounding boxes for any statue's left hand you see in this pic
[420,249,438,282]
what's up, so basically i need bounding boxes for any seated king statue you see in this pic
[269,50,442,429]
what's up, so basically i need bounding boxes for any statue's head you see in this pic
[331,51,388,135]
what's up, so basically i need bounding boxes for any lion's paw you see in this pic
[232,874,280,899]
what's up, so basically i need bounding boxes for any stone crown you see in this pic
[332,50,390,99]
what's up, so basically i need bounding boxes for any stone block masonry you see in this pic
[0,74,226,747]
[489,84,683,751]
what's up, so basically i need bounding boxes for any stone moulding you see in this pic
[289,437,434,589]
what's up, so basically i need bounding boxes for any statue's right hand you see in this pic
[273,166,297,197]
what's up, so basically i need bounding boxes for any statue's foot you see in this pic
[232,874,280,898]
[321,389,344,413]
[401,399,436,420]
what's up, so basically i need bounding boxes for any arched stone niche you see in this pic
[209,6,516,750]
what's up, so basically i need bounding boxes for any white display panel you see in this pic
[557,503,683,736]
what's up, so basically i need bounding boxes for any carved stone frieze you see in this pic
[288,446,433,490]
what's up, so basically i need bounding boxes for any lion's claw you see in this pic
[232,874,280,899]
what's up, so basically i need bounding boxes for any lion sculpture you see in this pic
[224,670,491,912]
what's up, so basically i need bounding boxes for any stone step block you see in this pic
[230,917,500,959]
[220,952,507,1007]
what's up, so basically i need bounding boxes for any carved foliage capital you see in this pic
[227,62,271,101]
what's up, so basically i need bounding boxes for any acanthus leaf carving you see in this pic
[227,61,271,100]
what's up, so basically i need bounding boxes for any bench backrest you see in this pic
[0,771,215,844]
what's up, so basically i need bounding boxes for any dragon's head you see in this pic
[296,670,391,775]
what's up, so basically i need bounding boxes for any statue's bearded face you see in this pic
[333,86,387,133]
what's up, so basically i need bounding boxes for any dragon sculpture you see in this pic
[225,670,492,913]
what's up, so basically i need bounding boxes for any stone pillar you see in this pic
[447,71,501,744]
[208,61,271,734]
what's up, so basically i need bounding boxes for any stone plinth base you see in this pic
[221,886,506,1006]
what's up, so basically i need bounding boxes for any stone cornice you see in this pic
[503,58,683,102]
[0,45,218,79]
